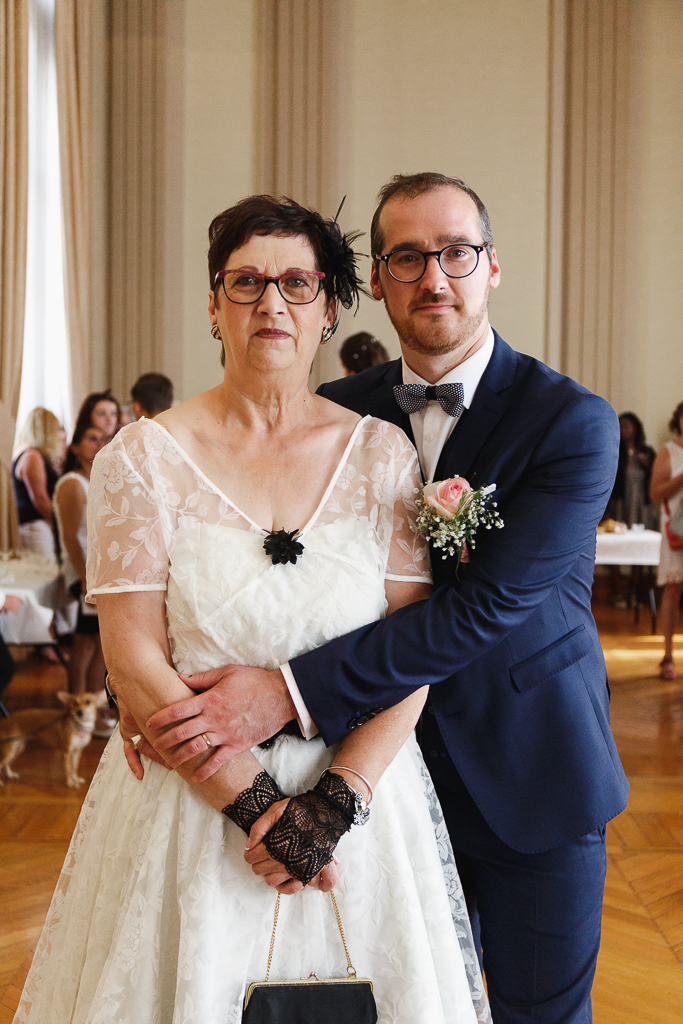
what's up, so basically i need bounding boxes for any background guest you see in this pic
[79,390,122,439]
[12,408,62,561]
[607,413,656,528]
[650,400,683,680]
[118,406,134,428]
[53,420,113,732]
[131,372,174,419]
[0,591,23,716]
[339,331,389,376]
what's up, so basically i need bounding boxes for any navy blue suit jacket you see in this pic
[291,332,629,854]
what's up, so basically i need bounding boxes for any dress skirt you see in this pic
[14,730,487,1024]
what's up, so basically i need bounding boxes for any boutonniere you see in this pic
[415,476,504,568]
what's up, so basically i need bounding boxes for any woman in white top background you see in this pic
[650,400,683,679]
[53,415,108,697]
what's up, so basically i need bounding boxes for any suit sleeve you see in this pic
[291,392,619,745]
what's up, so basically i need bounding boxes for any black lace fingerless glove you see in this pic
[262,771,359,886]
[222,770,285,835]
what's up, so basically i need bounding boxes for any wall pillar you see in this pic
[550,0,632,409]
[255,0,352,387]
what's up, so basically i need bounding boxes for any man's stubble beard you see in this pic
[385,290,490,358]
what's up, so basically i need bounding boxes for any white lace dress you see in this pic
[14,416,489,1024]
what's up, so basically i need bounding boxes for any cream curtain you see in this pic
[54,0,93,413]
[0,0,30,555]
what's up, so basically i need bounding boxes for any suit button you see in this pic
[429,749,439,759]
[427,705,435,716]
[347,720,358,730]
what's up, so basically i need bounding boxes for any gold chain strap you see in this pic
[264,889,357,982]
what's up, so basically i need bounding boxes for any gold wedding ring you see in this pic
[201,732,212,749]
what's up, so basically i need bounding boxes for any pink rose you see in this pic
[423,477,472,519]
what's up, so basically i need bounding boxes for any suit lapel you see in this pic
[368,359,416,446]
[434,334,517,483]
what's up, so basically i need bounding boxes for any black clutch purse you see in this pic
[242,890,377,1024]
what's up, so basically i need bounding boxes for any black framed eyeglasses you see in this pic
[375,244,487,283]
[214,269,326,305]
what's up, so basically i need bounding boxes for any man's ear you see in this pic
[369,262,383,302]
[488,248,501,291]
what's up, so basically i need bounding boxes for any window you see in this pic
[16,0,72,438]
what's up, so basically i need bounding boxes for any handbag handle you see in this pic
[264,890,357,982]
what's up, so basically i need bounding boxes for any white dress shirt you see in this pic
[402,327,494,482]
[283,327,496,738]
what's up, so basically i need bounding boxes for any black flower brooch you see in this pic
[263,528,305,566]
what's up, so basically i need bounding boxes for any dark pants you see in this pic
[421,705,607,1024]
[0,631,15,710]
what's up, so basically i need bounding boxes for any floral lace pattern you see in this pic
[14,416,489,1024]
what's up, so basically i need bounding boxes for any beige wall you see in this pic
[623,0,683,449]
[339,0,550,371]
[165,0,682,452]
[179,0,256,400]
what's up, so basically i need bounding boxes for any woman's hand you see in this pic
[118,696,169,781]
[245,800,340,894]
[0,594,23,614]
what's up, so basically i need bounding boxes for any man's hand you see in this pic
[118,697,169,781]
[244,800,339,895]
[0,595,23,614]
[145,665,296,782]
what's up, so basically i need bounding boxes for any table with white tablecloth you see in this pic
[595,529,661,631]
[0,554,72,648]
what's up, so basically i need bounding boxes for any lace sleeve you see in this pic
[361,419,432,585]
[386,436,432,584]
[85,431,170,601]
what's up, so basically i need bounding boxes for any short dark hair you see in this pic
[339,332,390,374]
[669,401,683,435]
[370,172,494,269]
[208,195,364,367]
[131,373,174,416]
[619,412,646,449]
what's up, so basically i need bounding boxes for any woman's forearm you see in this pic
[329,686,429,799]
[24,474,53,522]
[62,530,87,583]
[325,581,432,797]
[98,592,267,812]
[651,469,683,503]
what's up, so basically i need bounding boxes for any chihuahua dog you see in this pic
[0,690,108,788]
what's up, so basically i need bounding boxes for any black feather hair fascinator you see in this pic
[281,195,368,314]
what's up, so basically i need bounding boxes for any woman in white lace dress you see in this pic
[14,197,488,1024]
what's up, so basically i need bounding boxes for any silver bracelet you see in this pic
[320,766,373,826]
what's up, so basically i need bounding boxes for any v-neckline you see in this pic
[147,416,370,538]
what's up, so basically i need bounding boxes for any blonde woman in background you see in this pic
[12,408,63,560]
[650,400,683,679]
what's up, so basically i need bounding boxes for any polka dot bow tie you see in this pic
[393,381,465,418]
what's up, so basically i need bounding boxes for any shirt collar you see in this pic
[401,327,494,409]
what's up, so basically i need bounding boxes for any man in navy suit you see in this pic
[149,173,628,1023]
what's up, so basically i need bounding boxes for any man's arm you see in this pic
[292,392,618,744]
[147,393,617,760]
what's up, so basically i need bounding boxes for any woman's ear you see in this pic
[208,290,218,318]
[325,296,337,330]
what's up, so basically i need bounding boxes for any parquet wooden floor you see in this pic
[1,613,682,1022]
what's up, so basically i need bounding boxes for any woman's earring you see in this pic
[211,324,222,341]
[320,326,334,345]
